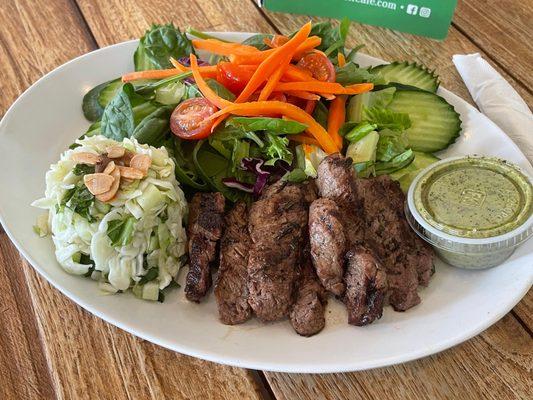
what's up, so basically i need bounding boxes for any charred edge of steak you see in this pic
[215,202,252,325]
[185,192,225,303]
[315,153,358,206]
[290,257,328,337]
[309,198,346,296]
[344,246,388,326]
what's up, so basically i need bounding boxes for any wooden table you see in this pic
[1,1,531,398]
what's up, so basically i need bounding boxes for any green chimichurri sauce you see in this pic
[413,157,532,239]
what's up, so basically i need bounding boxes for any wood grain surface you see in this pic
[0,0,531,399]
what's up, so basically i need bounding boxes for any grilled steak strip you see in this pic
[215,202,252,325]
[309,198,346,296]
[290,246,327,336]
[344,246,388,326]
[354,176,429,311]
[247,181,309,322]
[185,192,225,302]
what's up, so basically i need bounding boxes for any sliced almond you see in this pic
[120,150,135,166]
[106,145,126,159]
[83,173,114,195]
[118,166,144,180]
[130,154,152,175]
[103,160,116,175]
[71,152,100,165]
[96,167,121,203]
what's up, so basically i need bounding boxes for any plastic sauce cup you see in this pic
[406,156,533,269]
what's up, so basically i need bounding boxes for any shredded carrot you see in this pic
[284,91,321,101]
[192,39,260,56]
[230,36,321,64]
[189,54,233,109]
[258,53,293,101]
[237,22,312,103]
[264,34,289,48]
[168,57,218,78]
[337,53,346,67]
[304,100,317,115]
[327,95,347,148]
[121,68,183,82]
[283,65,314,82]
[206,101,339,154]
[274,82,374,95]
[289,134,319,146]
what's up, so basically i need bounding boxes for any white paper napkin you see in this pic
[453,53,533,161]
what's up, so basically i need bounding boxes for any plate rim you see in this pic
[0,34,531,373]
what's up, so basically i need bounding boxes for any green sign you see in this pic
[261,0,458,40]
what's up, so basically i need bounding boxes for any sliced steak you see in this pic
[355,176,428,311]
[315,153,365,245]
[309,198,346,296]
[290,247,327,336]
[215,202,252,325]
[344,246,388,326]
[247,181,308,322]
[185,192,225,302]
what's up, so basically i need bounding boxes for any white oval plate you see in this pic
[0,33,531,373]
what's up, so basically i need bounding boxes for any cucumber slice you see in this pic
[98,79,124,108]
[372,62,440,93]
[387,90,461,153]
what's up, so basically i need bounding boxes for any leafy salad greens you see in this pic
[79,21,460,202]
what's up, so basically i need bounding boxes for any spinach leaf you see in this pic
[193,140,242,202]
[101,85,135,141]
[132,106,173,146]
[82,80,112,122]
[336,63,384,85]
[263,133,293,165]
[364,107,412,131]
[313,101,329,129]
[62,184,95,222]
[324,18,351,56]
[205,79,236,101]
[241,34,273,50]
[107,216,136,247]
[72,164,95,176]
[136,24,194,70]
[226,117,307,134]
[173,138,209,191]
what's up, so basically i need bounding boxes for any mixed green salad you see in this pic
[34,20,462,301]
[80,20,461,198]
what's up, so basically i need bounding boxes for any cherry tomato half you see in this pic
[297,51,336,82]
[216,62,255,95]
[170,98,218,140]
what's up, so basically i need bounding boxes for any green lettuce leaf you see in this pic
[226,117,307,134]
[363,107,412,131]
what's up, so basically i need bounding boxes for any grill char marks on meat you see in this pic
[290,246,327,336]
[315,153,365,245]
[185,192,225,303]
[375,176,435,287]
[215,202,252,325]
[354,175,433,311]
[309,198,346,296]
[247,181,309,322]
[344,246,388,326]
